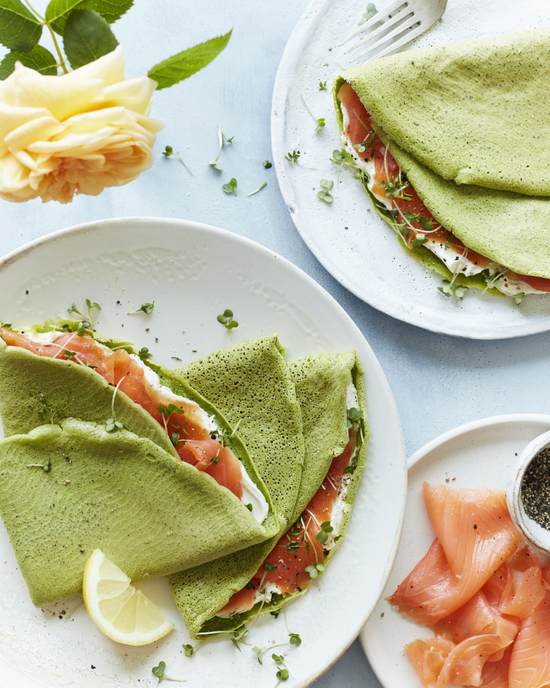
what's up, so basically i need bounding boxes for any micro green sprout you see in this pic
[317,179,334,204]
[222,178,238,195]
[138,347,152,362]
[263,160,273,169]
[182,643,196,658]
[217,309,238,329]
[285,149,300,163]
[247,182,267,197]
[209,125,234,170]
[361,2,378,23]
[438,279,469,299]
[128,302,155,315]
[319,80,328,91]
[316,520,333,545]
[300,94,326,133]
[305,563,325,579]
[230,627,249,651]
[105,418,124,433]
[151,660,186,683]
[289,632,302,647]
[163,145,193,176]
[514,293,525,305]
[27,460,52,473]
[68,299,101,327]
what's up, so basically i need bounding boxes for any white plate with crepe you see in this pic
[271,0,550,339]
[0,217,406,687]
[360,414,550,687]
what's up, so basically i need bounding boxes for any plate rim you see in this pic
[359,412,550,688]
[0,215,408,687]
[270,0,550,341]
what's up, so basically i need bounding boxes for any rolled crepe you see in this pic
[0,420,272,607]
[169,344,367,638]
[0,327,278,605]
[334,27,550,281]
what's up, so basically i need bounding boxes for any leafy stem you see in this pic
[22,0,68,73]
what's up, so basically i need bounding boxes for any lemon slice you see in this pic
[83,549,174,645]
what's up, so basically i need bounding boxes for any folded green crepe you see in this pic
[167,336,306,638]
[334,27,550,287]
[0,329,278,605]
[169,343,367,638]
[0,420,272,607]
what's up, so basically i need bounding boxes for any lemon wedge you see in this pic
[83,549,174,645]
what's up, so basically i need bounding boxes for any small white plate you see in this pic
[0,217,406,688]
[360,414,550,688]
[271,0,550,339]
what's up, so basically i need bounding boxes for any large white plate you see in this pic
[360,414,550,687]
[271,0,550,339]
[0,217,406,688]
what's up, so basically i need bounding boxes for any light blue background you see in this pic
[2,1,549,685]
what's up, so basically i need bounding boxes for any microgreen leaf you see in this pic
[63,9,118,69]
[27,460,52,473]
[252,646,263,664]
[0,45,57,79]
[285,149,300,163]
[0,0,42,52]
[272,654,284,664]
[37,394,52,420]
[412,233,427,249]
[148,30,232,90]
[514,292,525,305]
[347,407,363,423]
[152,661,166,682]
[264,562,278,572]
[319,80,328,91]
[211,455,219,465]
[263,160,272,169]
[247,182,267,197]
[330,148,355,168]
[286,540,300,554]
[163,145,193,175]
[437,279,469,300]
[289,632,302,646]
[63,350,77,359]
[138,347,151,362]
[182,644,194,657]
[316,117,326,130]
[317,178,334,204]
[362,2,378,21]
[417,216,434,232]
[305,563,325,579]
[222,178,238,195]
[217,309,238,329]
[230,627,248,651]
[245,502,253,511]
[128,302,154,315]
[276,669,290,681]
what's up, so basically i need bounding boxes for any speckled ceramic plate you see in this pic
[271,0,550,339]
[360,414,550,687]
[0,217,406,688]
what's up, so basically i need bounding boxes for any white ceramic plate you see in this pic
[360,414,550,687]
[271,0,550,339]
[0,217,406,688]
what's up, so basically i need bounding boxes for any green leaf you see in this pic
[148,30,232,90]
[0,0,42,52]
[0,45,57,79]
[46,0,133,35]
[63,9,118,69]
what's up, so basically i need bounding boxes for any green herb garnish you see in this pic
[222,178,238,195]
[163,145,193,175]
[289,632,302,646]
[245,503,253,511]
[138,347,152,362]
[286,540,300,554]
[182,644,195,657]
[128,302,154,315]
[211,455,220,466]
[316,520,333,545]
[438,279,469,299]
[230,627,249,651]
[263,160,272,169]
[68,299,101,327]
[152,661,166,682]
[210,125,234,170]
[514,292,525,305]
[285,149,300,163]
[319,80,328,91]
[27,460,52,473]
[264,562,278,572]
[347,407,363,424]
[105,418,124,433]
[305,563,325,579]
[252,646,264,664]
[247,181,267,197]
[317,179,334,204]
[363,2,378,21]
[380,177,412,201]
[217,309,238,329]
[63,350,77,359]
[37,393,52,420]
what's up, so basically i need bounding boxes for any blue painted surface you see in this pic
[1,1,549,685]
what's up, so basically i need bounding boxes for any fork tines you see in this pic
[340,0,420,63]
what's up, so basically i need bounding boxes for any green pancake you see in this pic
[0,420,273,607]
[334,27,550,281]
[167,336,305,638]
[169,344,367,638]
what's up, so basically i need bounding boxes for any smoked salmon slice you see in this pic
[405,637,455,688]
[388,485,519,626]
[508,590,550,688]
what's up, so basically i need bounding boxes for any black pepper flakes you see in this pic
[521,447,550,530]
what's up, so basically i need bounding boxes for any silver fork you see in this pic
[340,0,448,63]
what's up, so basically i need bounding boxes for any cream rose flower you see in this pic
[0,46,163,204]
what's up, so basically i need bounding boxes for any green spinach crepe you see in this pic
[334,27,550,299]
[0,326,277,606]
[169,342,367,638]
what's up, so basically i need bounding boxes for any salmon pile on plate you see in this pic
[333,27,550,302]
[388,482,550,687]
[0,317,367,638]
